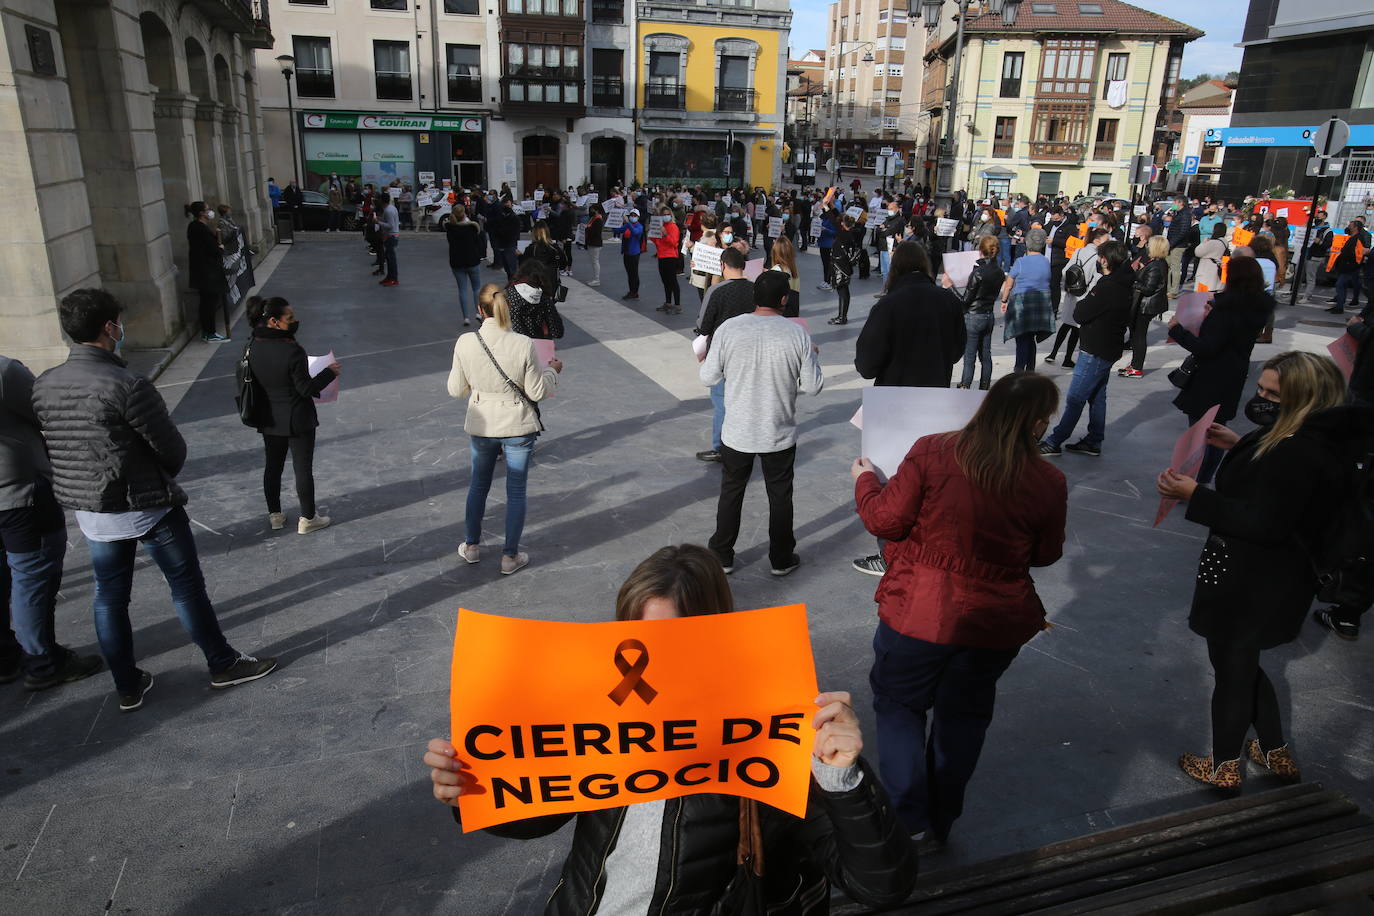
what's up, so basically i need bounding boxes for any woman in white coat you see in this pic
[1045,226,1112,368]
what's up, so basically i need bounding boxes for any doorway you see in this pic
[522,135,560,194]
[589,137,625,195]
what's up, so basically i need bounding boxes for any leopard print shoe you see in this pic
[1247,739,1301,783]
[1179,752,1242,794]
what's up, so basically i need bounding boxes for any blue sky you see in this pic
[788,0,1243,78]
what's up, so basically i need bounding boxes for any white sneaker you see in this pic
[298,514,331,534]
[500,552,529,575]
[459,543,480,564]
[588,280,601,287]
[268,512,285,530]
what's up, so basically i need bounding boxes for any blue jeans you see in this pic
[998,237,1013,271]
[384,235,399,281]
[87,506,237,694]
[879,248,890,276]
[709,381,726,450]
[1046,350,1112,449]
[960,312,994,388]
[452,265,482,321]
[1014,333,1038,372]
[494,246,518,281]
[465,434,536,556]
[0,529,67,678]
[870,622,1019,838]
[1334,270,1362,311]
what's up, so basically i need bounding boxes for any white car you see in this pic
[416,188,454,229]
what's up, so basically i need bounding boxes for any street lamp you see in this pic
[276,54,302,193]
[915,0,1022,205]
[830,40,877,185]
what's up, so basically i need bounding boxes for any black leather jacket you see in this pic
[1132,256,1170,317]
[959,257,1005,314]
[478,759,916,915]
[33,345,187,512]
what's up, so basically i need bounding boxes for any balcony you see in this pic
[297,68,336,98]
[644,81,685,109]
[1029,140,1085,163]
[591,75,623,108]
[501,75,586,116]
[375,73,413,101]
[590,0,622,21]
[1092,142,1115,161]
[448,74,482,104]
[992,140,1014,158]
[715,87,755,112]
[244,0,273,48]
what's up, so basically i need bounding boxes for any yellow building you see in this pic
[634,0,791,189]
[919,0,1200,199]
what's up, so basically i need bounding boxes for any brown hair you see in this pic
[477,283,510,330]
[614,545,734,621]
[952,372,1060,494]
[977,234,1000,258]
[1253,351,1346,459]
[770,233,798,278]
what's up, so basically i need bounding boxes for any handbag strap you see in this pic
[736,799,765,877]
[474,329,544,433]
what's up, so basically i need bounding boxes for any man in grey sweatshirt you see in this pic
[381,196,401,285]
[700,270,824,576]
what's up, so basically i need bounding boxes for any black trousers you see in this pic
[624,254,640,294]
[1128,308,1153,370]
[835,283,851,320]
[709,444,796,569]
[263,430,317,518]
[658,257,680,305]
[819,248,834,285]
[198,288,223,336]
[1206,637,1284,762]
[1049,256,1067,310]
[1047,324,1079,363]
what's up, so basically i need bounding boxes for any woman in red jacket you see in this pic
[653,206,683,315]
[851,371,1068,849]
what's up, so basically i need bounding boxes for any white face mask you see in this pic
[981,214,990,222]
[720,233,733,244]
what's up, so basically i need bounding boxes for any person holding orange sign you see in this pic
[423,545,917,913]
[851,373,1067,849]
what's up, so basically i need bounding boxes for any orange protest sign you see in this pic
[449,605,819,832]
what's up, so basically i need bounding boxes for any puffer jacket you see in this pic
[958,258,1005,314]
[855,433,1067,649]
[32,345,187,512]
[0,357,51,511]
[477,758,916,915]
[1132,256,1169,317]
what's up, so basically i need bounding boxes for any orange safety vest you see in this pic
[994,209,1007,226]
[1327,234,1367,272]
[1064,235,1086,259]
[1207,255,1231,290]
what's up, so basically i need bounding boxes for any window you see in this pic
[1077,2,1103,12]
[993,116,1016,157]
[1161,44,1182,103]
[288,0,328,6]
[506,0,579,13]
[1201,145,1217,164]
[444,0,479,11]
[505,38,583,105]
[883,116,898,129]
[886,91,902,103]
[591,0,622,22]
[717,54,753,111]
[293,36,334,98]
[1037,171,1061,197]
[1087,172,1111,194]
[886,64,903,78]
[446,44,481,103]
[1000,52,1023,97]
[880,36,905,51]
[1031,2,1055,12]
[1039,38,1097,96]
[1102,52,1127,99]
[374,40,411,100]
[1093,118,1117,159]
[591,48,623,106]
[645,49,682,107]
[370,0,405,8]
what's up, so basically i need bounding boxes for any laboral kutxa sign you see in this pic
[449,605,819,832]
[302,112,483,132]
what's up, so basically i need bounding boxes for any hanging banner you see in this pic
[450,605,819,832]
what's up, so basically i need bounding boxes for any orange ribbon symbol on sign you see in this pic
[607,638,658,705]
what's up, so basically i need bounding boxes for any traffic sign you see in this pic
[1311,118,1350,158]
[1165,158,1183,174]
[1306,156,1345,178]
[1182,155,1200,175]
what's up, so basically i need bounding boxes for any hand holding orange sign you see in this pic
[448,605,820,832]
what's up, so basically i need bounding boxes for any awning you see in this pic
[980,166,1018,178]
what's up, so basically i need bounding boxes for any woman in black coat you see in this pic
[1168,256,1274,484]
[828,216,861,325]
[943,234,1004,390]
[1157,351,1349,793]
[855,241,965,387]
[186,201,228,342]
[246,296,339,534]
[1122,235,1170,377]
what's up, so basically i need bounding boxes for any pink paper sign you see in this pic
[743,259,766,282]
[1170,292,1210,340]
[1329,333,1358,381]
[1154,404,1220,526]
[533,339,556,398]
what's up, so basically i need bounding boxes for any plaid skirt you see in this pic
[1004,288,1056,342]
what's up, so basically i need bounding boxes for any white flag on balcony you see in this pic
[1107,81,1128,109]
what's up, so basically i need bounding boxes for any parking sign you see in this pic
[1182,156,1200,175]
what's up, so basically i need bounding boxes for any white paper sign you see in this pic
[534,189,545,201]
[418,171,435,185]
[935,217,958,237]
[861,387,986,478]
[575,225,585,246]
[605,209,625,230]
[692,243,723,276]
[389,187,402,199]
[648,215,665,239]
[417,194,433,207]
[307,352,339,404]
[846,206,864,221]
[942,250,981,290]
[866,211,886,230]
[1134,205,1147,215]
[767,217,784,238]
[521,199,537,212]
[586,193,599,205]
[810,217,823,239]
[575,195,589,208]
[743,259,765,281]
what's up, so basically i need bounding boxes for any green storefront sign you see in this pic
[303,111,483,132]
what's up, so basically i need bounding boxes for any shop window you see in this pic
[374,40,412,100]
[446,44,481,103]
[648,138,746,185]
[293,36,334,98]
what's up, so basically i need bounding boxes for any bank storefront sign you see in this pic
[303,112,483,132]
[1205,125,1374,148]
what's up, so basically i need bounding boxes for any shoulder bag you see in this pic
[1167,354,1196,389]
[234,340,264,427]
[474,330,544,433]
[710,799,827,915]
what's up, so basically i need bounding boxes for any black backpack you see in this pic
[1064,252,1089,297]
[1313,413,1374,608]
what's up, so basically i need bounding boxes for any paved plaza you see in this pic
[1,232,1370,914]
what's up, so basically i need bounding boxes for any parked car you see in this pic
[295,189,344,231]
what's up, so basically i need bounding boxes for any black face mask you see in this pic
[286,320,300,336]
[1244,395,1279,427]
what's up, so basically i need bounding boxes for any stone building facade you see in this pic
[0,0,273,371]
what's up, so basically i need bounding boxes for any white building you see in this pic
[1178,80,1233,197]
